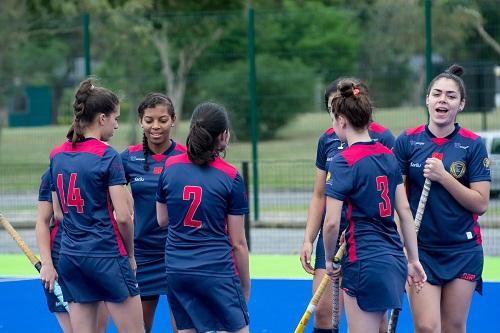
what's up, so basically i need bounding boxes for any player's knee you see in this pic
[442,320,466,333]
[313,305,333,327]
[414,320,440,333]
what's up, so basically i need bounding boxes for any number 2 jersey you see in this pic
[156,153,249,277]
[121,141,186,256]
[49,138,128,257]
[325,141,404,263]
[393,124,491,250]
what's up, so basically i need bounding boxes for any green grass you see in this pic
[2,254,500,281]
[2,107,499,191]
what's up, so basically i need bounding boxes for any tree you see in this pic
[195,54,316,140]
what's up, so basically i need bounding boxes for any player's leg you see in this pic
[106,295,144,333]
[141,295,160,333]
[96,301,110,333]
[408,282,442,333]
[312,268,334,331]
[69,302,99,333]
[379,311,388,333]
[54,312,73,333]
[312,229,335,332]
[440,278,475,333]
[343,291,385,333]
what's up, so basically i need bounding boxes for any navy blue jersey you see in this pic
[121,141,186,256]
[156,153,249,277]
[393,124,491,250]
[316,122,395,233]
[38,169,62,261]
[49,138,128,257]
[325,141,404,263]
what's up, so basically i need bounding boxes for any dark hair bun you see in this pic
[338,80,355,98]
[446,64,464,77]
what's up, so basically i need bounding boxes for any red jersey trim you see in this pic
[50,139,108,158]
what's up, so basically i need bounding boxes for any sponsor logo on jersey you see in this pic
[337,143,345,150]
[133,177,145,182]
[483,157,491,169]
[410,162,422,168]
[454,142,469,149]
[450,161,466,179]
[410,140,425,146]
[130,156,145,161]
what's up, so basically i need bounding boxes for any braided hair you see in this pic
[66,79,119,146]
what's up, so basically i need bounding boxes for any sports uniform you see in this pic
[49,138,139,303]
[325,141,407,311]
[120,140,186,298]
[314,122,395,269]
[393,124,491,293]
[156,153,249,332]
[38,169,66,313]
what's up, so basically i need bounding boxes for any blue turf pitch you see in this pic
[0,278,499,332]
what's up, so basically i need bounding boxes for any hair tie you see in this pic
[90,84,95,90]
[353,88,360,96]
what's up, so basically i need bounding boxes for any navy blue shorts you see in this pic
[58,255,140,303]
[136,254,167,297]
[419,246,483,295]
[341,255,407,312]
[314,226,342,270]
[41,258,67,313]
[166,274,249,332]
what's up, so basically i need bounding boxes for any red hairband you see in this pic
[353,88,360,96]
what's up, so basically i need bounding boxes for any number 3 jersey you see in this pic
[325,141,404,263]
[156,153,249,277]
[49,138,128,257]
[121,141,186,256]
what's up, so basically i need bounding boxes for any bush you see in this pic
[194,54,315,140]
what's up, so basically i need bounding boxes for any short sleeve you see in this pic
[468,140,491,183]
[105,149,126,186]
[393,131,410,176]
[120,149,131,183]
[228,173,249,215]
[325,155,353,201]
[38,168,52,202]
[156,168,168,204]
[379,129,395,149]
[315,135,327,171]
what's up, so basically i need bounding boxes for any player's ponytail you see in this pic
[186,102,229,166]
[329,79,373,129]
[66,78,119,146]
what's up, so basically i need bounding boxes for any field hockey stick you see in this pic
[294,242,346,333]
[387,152,442,333]
[332,242,346,333]
[0,214,69,312]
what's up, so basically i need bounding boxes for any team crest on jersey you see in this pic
[450,161,466,179]
[483,157,491,169]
